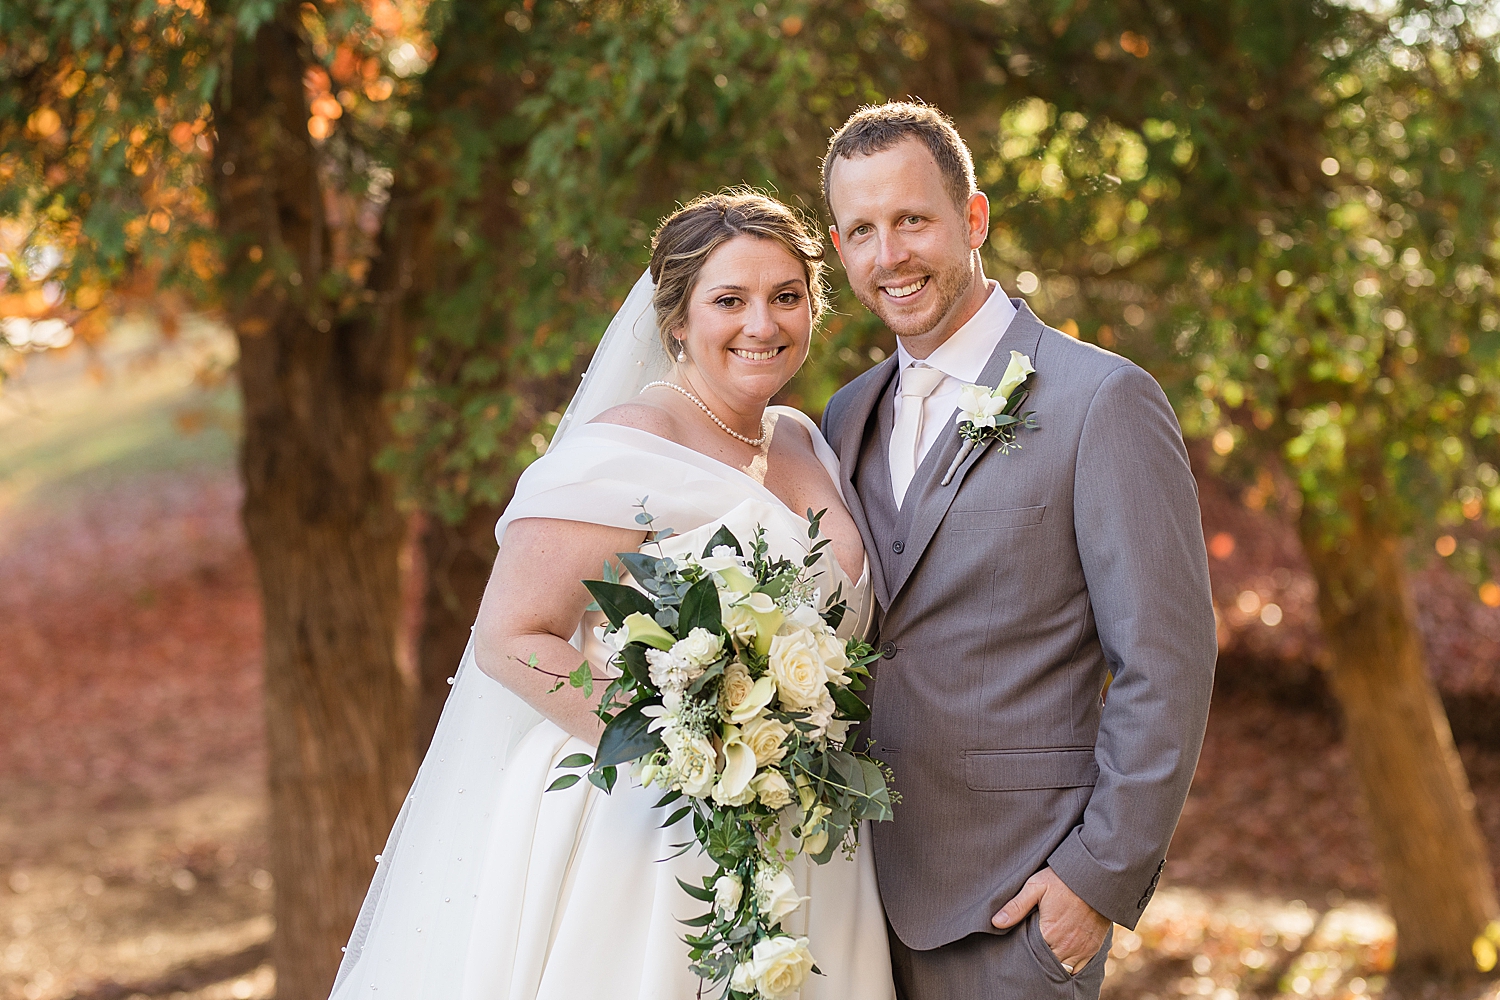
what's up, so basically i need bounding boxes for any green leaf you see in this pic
[587,765,618,793]
[660,804,692,829]
[583,579,656,628]
[557,752,594,769]
[678,911,717,927]
[596,697,664,767]
[702,524,743,557]
[829,682,871,722]
[678,575,722,635]
[569,660,594,699]
[618,551,664,584]
[678,877,716,902]
[621,644,652,689]
[545,774,582,792]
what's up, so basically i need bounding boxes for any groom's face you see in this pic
[826,139,988,344]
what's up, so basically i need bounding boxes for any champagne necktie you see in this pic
[890,362,946,509]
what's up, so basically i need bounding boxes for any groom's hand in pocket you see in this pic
[991,867,1110,974]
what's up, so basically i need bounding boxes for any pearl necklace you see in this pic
[642,380,769,447]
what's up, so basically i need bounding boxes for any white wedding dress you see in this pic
[330,274,895,1000]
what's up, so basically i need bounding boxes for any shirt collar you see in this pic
[895,280,1018,386]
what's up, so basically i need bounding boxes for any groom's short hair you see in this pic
[822,101,976,223]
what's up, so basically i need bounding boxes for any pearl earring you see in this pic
[675,340,687,363]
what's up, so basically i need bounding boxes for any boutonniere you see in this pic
[939,351,1039,486]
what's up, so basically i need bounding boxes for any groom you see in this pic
[820,102,1217,999]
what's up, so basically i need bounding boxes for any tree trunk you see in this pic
[414,504,501,754]
[1301,503,1498,978]
[213,15,424,998]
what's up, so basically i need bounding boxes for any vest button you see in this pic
[892,539,905,554]
[880,641,897,659]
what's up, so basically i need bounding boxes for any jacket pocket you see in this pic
[963,747,1098,791]
[946,505,1046,531]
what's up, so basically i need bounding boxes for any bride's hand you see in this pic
[474,517,647,745]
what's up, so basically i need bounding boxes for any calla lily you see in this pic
[728,675,777,724]
[712,729,758,805]
[716,565,758,595]
[619,611,675,650]
[996,350,1036,401]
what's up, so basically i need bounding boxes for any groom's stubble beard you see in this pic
[854,249,978,343]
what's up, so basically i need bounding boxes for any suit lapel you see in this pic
[888,301,1046,603]
[835,356,899,610]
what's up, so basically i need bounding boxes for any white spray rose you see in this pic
[713,873,743,918]
[786,604,823,631]
[752,770,794,810]
[753,865,807,926]
[825,718,852,745]
[672,627,724,669]
[747,936,816,1000]
[767,630,827,710]
[730,961,757,994]
[720,663,777,725]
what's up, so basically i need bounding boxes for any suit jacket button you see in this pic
[892,540,904,554]
[880,641,897,659]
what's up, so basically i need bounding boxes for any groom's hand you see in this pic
[991,867,1110,975]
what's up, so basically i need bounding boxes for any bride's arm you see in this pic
[474,517,647,745]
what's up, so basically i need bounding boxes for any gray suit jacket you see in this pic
[822,301,1216,949]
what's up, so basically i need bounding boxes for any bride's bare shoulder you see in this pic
[590,398,685,442]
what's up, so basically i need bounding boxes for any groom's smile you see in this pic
[881,276,929,300]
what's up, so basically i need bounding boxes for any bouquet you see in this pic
[540,505,894,999]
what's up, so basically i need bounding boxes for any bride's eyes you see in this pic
[715,295,744,308]
[774,291,804,305]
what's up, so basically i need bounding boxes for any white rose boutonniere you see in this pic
[941,350,1039,486]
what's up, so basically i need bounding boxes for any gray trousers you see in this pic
[888,915,1111,1000]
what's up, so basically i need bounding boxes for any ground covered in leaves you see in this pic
[1,339,1497,1000]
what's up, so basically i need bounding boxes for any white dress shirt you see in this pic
[890,281,1019,483]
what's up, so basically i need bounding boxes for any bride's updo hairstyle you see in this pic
[648,189,828,355]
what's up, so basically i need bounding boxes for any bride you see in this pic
[330,191,895,999]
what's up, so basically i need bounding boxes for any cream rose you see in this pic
[713,873,743,919]
[740,714,792,767]
[720,664,777,725]
[747,935,815,1000]
[767,630,827,710]
[752,770,794,810]
[753,865,807,926]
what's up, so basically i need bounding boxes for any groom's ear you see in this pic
[828,224,844,262]
[967,191,991,251]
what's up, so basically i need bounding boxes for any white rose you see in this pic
[825,718,852,745]
[666,730,717,799]
[801,825,829,857]
[767,630,827,710]
[713,873,743,918]
[718,662,755,717]
[712,730,758,807]
[722,669,777,726]
[748,935,815,1000]
[646,648,691,693]
[740,713,792,767]
[752,770,794,810]
[672,627,724,670]
[753,865,807,926]
[813,628,850,684]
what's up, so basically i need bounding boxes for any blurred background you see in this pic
[3,0,1500,998]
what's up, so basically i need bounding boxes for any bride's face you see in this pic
[676,236,813,412]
